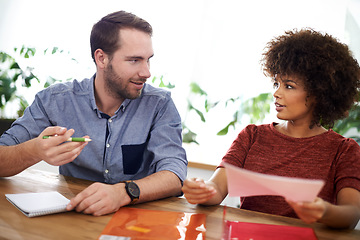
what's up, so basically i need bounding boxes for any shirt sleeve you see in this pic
[219,124,258,168]
[146,92,188,182]
[334,138,360,194]
[0,91,51,146]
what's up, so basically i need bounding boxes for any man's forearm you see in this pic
[134,171,182,203]
[0,140,40,177]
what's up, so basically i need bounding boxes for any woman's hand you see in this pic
[182,178,217,204]
[286,197,327,224]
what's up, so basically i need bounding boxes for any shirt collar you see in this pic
[89,74,98,112]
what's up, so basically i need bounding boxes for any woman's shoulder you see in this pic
[242,123,273,133]
[243,123,272,129]
[237,123,274,140]
[327,129,360,148]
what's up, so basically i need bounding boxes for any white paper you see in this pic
[5,191,70,217]
[223,162,325,202]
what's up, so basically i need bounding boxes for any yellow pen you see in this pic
[42,136,92,142]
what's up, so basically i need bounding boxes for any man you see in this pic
[0,10,187,216]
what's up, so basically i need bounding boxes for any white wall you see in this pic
[1,0,358,166]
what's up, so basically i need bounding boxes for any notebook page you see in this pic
[5,191,70,217]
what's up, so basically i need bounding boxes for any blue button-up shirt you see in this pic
[0,76,187,184]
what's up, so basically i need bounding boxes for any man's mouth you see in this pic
[130,80,146,90]
[130,78,147,85]
[131,81,145,85]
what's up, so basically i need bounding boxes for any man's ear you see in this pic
[94,49,108,69]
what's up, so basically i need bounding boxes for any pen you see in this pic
[42,136,92,142]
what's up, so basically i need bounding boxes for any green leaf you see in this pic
[0,52,13,62]
[188,101,206,122]
[52,47,59,54]
[182,127,199,144]
[190,82,207,96]
[217,126,230,135]
[44,76,59,88]
[205,99,219,112]
[23,47,36,58]
[225,97,240,107]
[12,73,21,82]
[10,62,20,70]
[151,76,175,89]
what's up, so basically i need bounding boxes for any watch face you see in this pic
[128,181,140,198]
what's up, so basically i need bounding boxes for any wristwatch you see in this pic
[121,180,140,204]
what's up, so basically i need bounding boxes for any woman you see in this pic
[182,28,360,229]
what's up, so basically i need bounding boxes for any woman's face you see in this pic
[272,75,316,125]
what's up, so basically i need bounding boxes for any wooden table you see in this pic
[0,169,359,240]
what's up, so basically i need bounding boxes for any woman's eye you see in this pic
[273,82,279,89]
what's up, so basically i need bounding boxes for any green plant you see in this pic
[182,84,360,144]
[0,47,37,117]
[0,46,73,118]
[217,93,273,136]
[181,82,219,144]
[332,103,360,142]
[180,82,273,144]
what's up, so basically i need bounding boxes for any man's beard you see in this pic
[104,63,144,100]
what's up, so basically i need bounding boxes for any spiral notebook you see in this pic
[5,191,70,217]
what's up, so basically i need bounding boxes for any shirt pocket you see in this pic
[122,142,147,175]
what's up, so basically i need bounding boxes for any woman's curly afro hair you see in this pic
[261,28,360,128]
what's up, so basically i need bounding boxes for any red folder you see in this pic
[98,207,206,240]
[222,221,318,240]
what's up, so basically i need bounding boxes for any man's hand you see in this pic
[35,126,89,166]
[0,126,90,177]
[66,182,131,216]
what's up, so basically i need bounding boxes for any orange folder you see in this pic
[98,207,206,240]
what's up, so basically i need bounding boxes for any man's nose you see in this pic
[139,62,151,79]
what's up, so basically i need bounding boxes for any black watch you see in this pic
[122,180,140,204]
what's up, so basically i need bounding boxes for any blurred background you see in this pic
[0,0,359,166]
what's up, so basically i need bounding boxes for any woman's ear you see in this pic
[94,49,108,69]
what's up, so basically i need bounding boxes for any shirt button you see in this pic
[108,119,112,123]
[106,143,110,148]
[105,169,109,174]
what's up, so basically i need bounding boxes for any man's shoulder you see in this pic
[42,78,92,95]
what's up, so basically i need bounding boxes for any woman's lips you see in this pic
[275,102,285,112]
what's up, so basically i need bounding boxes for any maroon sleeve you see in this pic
[219,124,258,168]
[334,138,360,195]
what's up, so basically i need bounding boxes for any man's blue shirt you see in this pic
[0,76,187,183]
